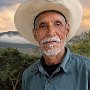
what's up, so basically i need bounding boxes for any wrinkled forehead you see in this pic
[34,10,67,24]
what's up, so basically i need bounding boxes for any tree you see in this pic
[0,48,40,90]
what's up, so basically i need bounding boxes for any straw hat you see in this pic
[14,0,83,46]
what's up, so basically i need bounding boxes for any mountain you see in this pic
[0,31,19,36]
[0,31,32,44]
[0,31,38,54]
[0,41,37,49]
[0,31,37,48]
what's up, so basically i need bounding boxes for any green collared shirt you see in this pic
[22,48,90,90]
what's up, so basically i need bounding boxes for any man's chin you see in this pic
[42,48,62,56]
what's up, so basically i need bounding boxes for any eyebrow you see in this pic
[38,22,46,26]
[38,19,66,25]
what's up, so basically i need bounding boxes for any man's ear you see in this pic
[33,29,38,41]
[66,23,70,37]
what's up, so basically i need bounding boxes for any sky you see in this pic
[0,0,90,33]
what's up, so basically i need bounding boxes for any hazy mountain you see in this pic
[0,31,19,36]
[0,31,38,54]
[0,41,37,49]
[0,31,31,44]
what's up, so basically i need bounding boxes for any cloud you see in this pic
[0,34,30,44]
[0,0,24,7]
[0,4,20,32]
[83,8,90,18]
[81,7,90,29]
[80,0,90,8]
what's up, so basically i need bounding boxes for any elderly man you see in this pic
[14,0,90,90]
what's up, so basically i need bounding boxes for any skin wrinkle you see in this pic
[33,11,70,66]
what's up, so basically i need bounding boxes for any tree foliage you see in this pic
[70,31,90,57]
[0,48,40,90]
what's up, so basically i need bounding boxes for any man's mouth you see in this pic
[43,41,58,44]
[41,37,61,45]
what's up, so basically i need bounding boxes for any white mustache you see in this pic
[41,37,62,44]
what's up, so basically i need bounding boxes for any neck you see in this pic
[43,48,66,66]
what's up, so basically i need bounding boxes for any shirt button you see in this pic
[47,80,50,83]
[40,68,43,71]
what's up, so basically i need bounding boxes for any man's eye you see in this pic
[54,20,63,26]
[55,22,62,26]
[39,24,47,29]
[56,23,61,25]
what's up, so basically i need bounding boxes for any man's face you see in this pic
[33,11,70,56]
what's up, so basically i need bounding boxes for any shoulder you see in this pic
[22,61,40,78]
[70,52,90,70]
[70,53,90,61]
[66,47,90,64]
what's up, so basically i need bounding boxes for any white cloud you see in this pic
[0,4,20,32]
[0,34,30,44]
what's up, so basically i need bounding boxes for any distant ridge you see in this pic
[0,31,37,49]
[0,41,37,49]
[0,31,19,36]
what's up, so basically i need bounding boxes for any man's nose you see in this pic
[46,24,56,36]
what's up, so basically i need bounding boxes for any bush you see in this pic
[70,33,90,58]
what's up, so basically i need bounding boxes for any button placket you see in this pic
[44,82,49,90]
[44,79,54,90]
[39,66,49,76]
[52,67,61,75]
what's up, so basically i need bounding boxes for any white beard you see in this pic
[39,36,67,56]
[42,47,62,56]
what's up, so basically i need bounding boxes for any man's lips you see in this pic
[43,41,59,44]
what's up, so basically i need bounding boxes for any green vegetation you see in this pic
[70,31,90,58]
[0,48,40,90]
[71,39,90,57]
[0,31,90,90]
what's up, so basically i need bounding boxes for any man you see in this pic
[14,0,90,90]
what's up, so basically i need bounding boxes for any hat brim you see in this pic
[14,0,83,46]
